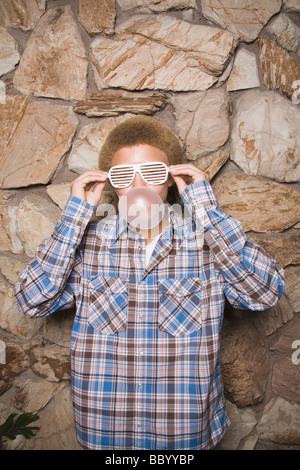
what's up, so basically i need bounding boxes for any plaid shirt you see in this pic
[14,181,284,450]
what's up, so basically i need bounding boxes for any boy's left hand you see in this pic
[169,164,209,195]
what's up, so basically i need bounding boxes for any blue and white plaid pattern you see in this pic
[14,181,284,450]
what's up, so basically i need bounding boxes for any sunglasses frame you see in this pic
[108,161,169,189]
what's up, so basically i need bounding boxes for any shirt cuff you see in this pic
[60,196,97,227]
[181,180,219,209]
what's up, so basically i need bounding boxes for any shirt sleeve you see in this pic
[181,180,285,311]
[13,196,96,318]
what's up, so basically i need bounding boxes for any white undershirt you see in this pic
[145,234,160,266]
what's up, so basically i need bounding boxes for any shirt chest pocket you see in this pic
[158,278,205,337]
[88,276,129,335]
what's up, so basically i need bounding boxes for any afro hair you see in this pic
[98,116,183,173]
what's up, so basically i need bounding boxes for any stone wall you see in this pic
[0,0,299,450]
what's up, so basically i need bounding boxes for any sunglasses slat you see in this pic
[141,171,166,176]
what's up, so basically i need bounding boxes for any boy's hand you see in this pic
[70,170,108,206]
[169,164,209,195]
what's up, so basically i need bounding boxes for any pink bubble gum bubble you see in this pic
[118,186,165,230]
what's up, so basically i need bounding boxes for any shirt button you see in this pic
[140,281,145,285]
[138,383,143,389]
[139,351,144,356]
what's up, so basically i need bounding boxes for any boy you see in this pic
[14,117,284,450]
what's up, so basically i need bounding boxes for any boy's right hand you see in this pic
[70,170,108,207]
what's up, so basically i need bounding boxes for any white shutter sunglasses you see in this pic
[108,161,169,189]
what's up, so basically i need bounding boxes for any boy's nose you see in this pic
[132,171,146,187]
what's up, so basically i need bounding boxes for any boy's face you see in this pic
[110,144,173,203]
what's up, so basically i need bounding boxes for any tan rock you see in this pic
[227,48,260,91]
[257,398,300,445]
[24,386,79,450]
[13,377,65,413]
[0,27,20,76]
[47,183,71,211]
[212,172,300,233]
[216,57,234,87]
[201,0,281,42]
[0,96,78,189]
[0,343,28,395]
[0,0,46,31]
[253,295,294,337]
[16,195,61,258]
[247,230,300,268]
[0,94,28,158]
[117,0,197,10]
[78,0,115,35]
[267,13,300,52]
[231,91,300,182]
[69,114,134,174]
[284,0,300,13]
[30,343,70,382]
[69,138,98,173]
[13,6,88,100]
[172,89,230,159]
[272,357,300,404]
[257,38,300,103]
[91,35,215,92]
[270,320,300,355]
[90,15,237,91]
[284,265,300,312]
[221,321,268,407]
[0,80,5,104]
[194,149,230,180]
[116,15,237,76]
[217,400,257,450]
[3,204,24,255]
[73,91,167,117]
[0,252,28,284]
[0,189,16,252]
[42,311,74,348]
[231,90,300,183]
[238,434,259,451]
